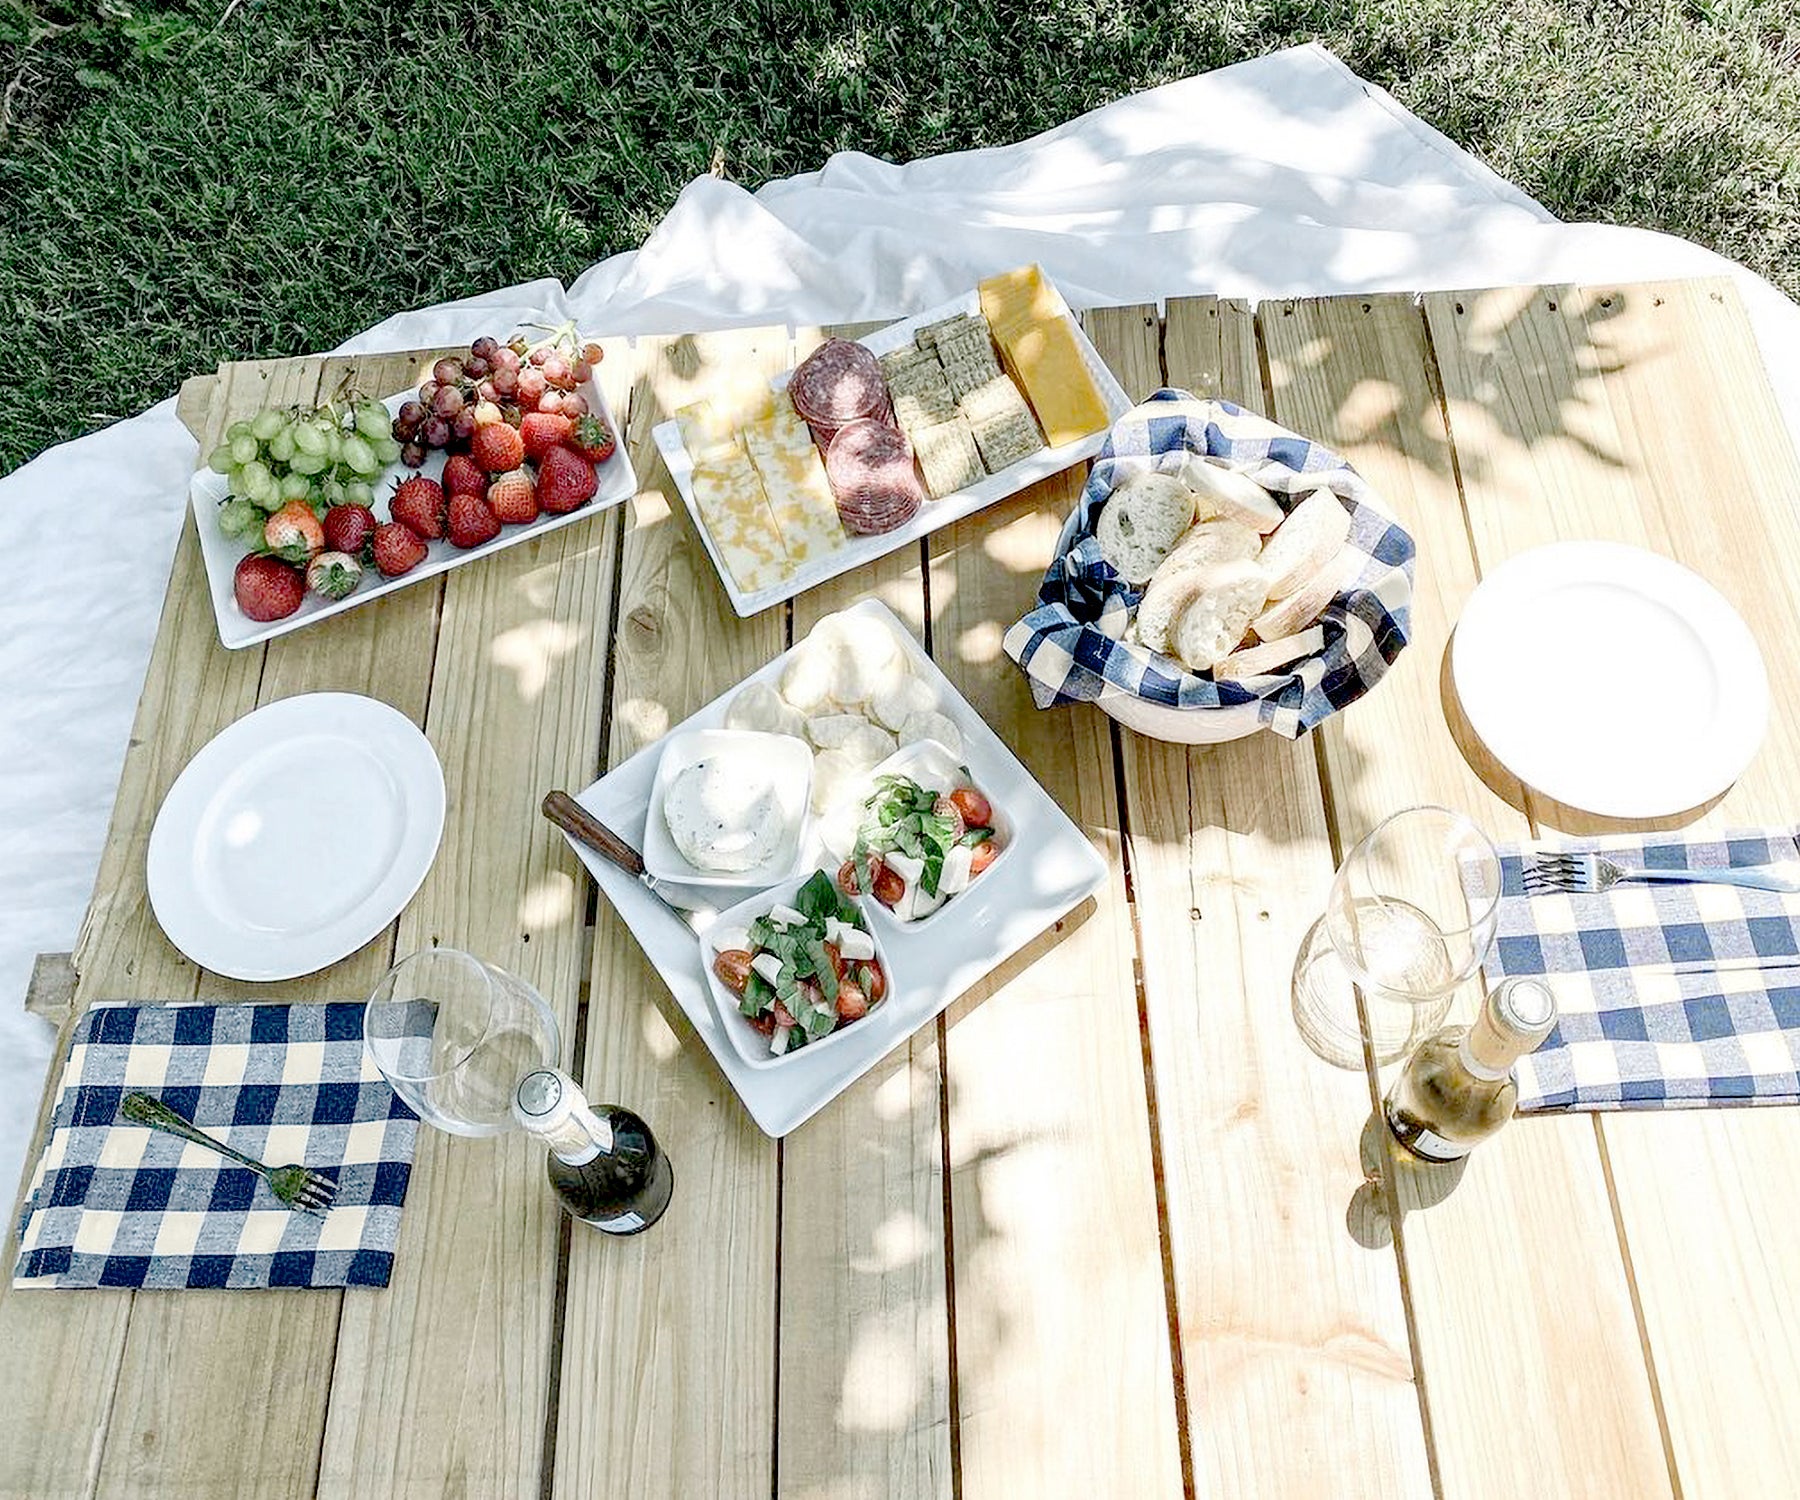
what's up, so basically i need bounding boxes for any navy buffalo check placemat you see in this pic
[1478,831,1800,1112]
[13,1001,420,1290]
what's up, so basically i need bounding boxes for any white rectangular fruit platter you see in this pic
[652,283,1131,619]
[192,373,637,650]
[557,599,1109,1136]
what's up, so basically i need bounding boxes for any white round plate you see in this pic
[147,693,446,981]
[1452,541,1768,818]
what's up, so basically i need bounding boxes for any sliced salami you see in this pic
[790,338,890,433]
[825,419,926,536]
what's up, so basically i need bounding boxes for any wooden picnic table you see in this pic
[4,277,1799,1500]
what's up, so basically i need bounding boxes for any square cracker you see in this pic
[912,416,986,498]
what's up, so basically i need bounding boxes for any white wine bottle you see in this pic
[512,1067,673,1234]
[1384,977,1558,1164]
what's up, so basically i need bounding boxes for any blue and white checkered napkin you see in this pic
[1002,391,1414,737]
[13,1001,420,1290]
[1482,831,1800,1112]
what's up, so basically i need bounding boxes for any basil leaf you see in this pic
[958,826,994,847]
[809,940,839,1003]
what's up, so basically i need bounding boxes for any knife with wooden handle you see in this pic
[541,790,717,933]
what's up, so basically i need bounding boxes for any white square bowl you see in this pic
[701,873,896,1070]
[847,738,1011,934]
[643,728,814,888]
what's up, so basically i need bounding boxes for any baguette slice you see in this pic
[1252,547,1359,642]
[1170,558,1270,672]
[1094,471,1198,583]
[1257,487,1353,599]
[1136,520,1262,654]
[1177,455,1284,534]
[1215,625,1327,680]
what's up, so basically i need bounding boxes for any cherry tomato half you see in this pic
[950,787,993,828]
[712,948,754,995]
[863,961,887,1004]
[871,864,905,907]
[835,980,869,1022]
[931,794,966,841]
[969,840,1000,877]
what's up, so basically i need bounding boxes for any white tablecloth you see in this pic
[4,43,1796,1195]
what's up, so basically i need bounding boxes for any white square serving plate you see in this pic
[193,371,637,650]
[651,273,1130,617]
[556,599,1109,1136]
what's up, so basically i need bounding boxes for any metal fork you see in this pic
[120,1092,337,1217]
[1523,851,1800,896]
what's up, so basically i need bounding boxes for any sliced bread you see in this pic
[1135,520,1262,654]
[1177,455,1285,534]
[1094,471,1197,583]
[1215,625,1327,680]
[1170,558,1270,672]
[1256,488,1353,599]
[1251,546,1359,641]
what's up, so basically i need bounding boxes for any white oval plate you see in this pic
[147,693,445,981]
[1452,541,1768,818]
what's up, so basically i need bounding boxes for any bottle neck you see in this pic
[513,1067,614,1165]
[534,1108,612,1166]
[1459,978,1557,1081]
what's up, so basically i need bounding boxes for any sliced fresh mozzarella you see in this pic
[768,904,807,929]
[750,953,783,987]
[835,927,875,961]
[884,849,925,884]
[940,843,974,895]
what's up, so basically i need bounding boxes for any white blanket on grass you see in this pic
[5,43,1797,1197]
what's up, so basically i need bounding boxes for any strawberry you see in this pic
[486,468,539,525]
[470,421,525,474]
[447,491,502,548]
[442,454,487,498]
[305,551,363,600]
[537,445,598,514]
[263,500,325,562]
[567,414,616,464]
[234,554,306,621]
[323,503,377,555]
[390,475,446,540]
[372,521,429,577]
[519,410,574,462]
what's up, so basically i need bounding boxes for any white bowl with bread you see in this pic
[1086,446,1396,744]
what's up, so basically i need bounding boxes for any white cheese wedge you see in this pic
[751,953,784,987]
[910,886,944,920]
[711,926,751,954]
[940,843,975,895]
[885,850,925,884]
[768,904,807,929]
[835,927,875,961]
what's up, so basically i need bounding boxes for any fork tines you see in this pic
[1522,852,1585,895]
[295,1173,338,1216]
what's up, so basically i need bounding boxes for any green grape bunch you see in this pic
[207,398,401,545]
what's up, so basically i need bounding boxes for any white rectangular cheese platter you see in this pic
[557,599,1108,1137]
[652,279,1131,618]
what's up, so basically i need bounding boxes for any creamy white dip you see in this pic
[664,756,791,873]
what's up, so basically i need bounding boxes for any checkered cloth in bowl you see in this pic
[13,1001,420,1290]
[1481,831,1800,1112]
[1002,391,1414,737]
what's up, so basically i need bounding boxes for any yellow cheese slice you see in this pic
[741,401,847,565]
[978,263,1068,337]
[687,448,791,593]
[989,314,1110,449]
[676,376,781,463]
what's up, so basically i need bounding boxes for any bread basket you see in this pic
[1003,390,1414,744]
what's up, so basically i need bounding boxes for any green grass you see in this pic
[1,0,1795,472]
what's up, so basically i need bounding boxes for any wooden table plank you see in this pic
[550,329,786,1500]
[314,340,627,1500]
[1121,296,1433,1500]
[0,355,323,1500]
[775,327,954,1500]
[1262,293,1674,1500]
[1429,279,1800,1496]
[924,308,1183,1500]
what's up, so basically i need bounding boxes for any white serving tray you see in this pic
[193,371,637,650]
[557,599,1109,1136]
[651,280,1131,617]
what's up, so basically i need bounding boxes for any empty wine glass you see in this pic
[364,948,561,1136]
[1292,806,1502,1068]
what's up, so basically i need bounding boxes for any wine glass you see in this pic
[1292,805,1502,1068]
[364,948,561,1136]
